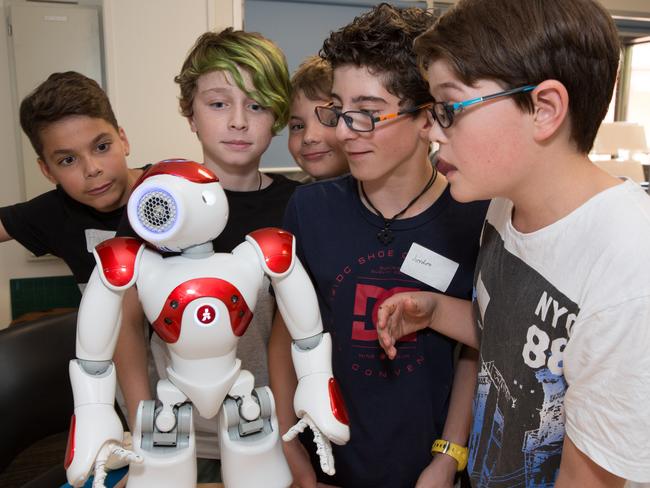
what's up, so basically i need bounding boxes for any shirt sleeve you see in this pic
[563,296,650,482]
[0,195,59,257]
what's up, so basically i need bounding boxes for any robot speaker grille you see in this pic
[136,189,177,233]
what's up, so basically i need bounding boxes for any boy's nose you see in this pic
[84,157,103,177]
[303,124,323,145]
[229,106,248,130]
[335,116,357,142]
[427,119,447,145]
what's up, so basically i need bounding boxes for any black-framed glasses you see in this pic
[427,85,537,129]
[315,102,432,132]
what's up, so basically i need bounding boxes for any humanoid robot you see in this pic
[64,160,349,488]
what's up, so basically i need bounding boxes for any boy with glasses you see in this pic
[269,4,488,487]
[377,0,650,486]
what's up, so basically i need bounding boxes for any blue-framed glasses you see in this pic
[428,85,537,129]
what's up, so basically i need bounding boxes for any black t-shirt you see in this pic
[118,173,300,253]
[0,187,125,285]
[213,173,301,252]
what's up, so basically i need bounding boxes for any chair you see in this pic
[0,311,77,475]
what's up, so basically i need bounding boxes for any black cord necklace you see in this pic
[360,167,438,245]
[257,171,263,191]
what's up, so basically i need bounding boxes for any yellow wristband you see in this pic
[431,439,468,471]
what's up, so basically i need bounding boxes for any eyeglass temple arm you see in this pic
[452,85,537,111]
[375,103,433,122]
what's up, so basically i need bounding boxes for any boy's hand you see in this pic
[415,453,457,488]
[376,292,437,359]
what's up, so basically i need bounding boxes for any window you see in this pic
[625,42,650,146]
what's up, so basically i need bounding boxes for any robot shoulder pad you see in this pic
[93,237,145,290]
[245,227,296,278]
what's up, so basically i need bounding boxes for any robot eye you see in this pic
[201,190,217,206]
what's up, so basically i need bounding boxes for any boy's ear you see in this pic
[118,127,130,157]
[188,115,198,134]
[530,80,569,144]
[37,158,58,185]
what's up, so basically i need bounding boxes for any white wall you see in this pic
[0,0,238,327]
[0,0,72,327]
[102,0,242,168]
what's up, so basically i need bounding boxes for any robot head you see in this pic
[127,159,228,252]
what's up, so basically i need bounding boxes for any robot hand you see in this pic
[66,361,128,487]
[288,333,350,475]
[91,442,143,488]
[65,403,125,487]
[283,414,335,476]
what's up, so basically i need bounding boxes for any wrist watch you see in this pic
[431,439,468,471]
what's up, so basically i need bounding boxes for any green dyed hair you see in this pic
[175,28,291,135]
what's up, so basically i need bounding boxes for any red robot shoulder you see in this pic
[245,228,296,277]
[93,237,145,289]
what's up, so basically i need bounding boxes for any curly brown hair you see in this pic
[20,71,118,159]
[320,2,435,108]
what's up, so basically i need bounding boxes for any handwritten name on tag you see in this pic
[400,242,459,292]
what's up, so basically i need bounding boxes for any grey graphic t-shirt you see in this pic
[467,184,650,487]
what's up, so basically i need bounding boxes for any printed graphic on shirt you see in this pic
[469,222,579,488]
[328,246,440,379]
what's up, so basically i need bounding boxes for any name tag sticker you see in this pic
[400,243,459,292]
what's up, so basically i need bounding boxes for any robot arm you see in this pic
[66,237,145,487]
[245,228,350,473]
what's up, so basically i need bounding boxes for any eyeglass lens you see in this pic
[316,106,374,132]
[427,104,452,128]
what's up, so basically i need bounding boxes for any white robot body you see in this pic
[65,160,349,488]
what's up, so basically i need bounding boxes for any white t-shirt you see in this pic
[469,180,650,485]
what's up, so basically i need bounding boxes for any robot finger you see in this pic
[307,418,335,476]
[282,417,309,442]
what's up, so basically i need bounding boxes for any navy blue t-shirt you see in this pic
[283,175,488,488]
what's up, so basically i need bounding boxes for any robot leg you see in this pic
[127,381,197,487]
[219,371,291,488]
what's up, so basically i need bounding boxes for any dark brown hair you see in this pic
[320,2,435,108]
[291,55,333,102]
[20,71,118,159]
[414,0,620,153]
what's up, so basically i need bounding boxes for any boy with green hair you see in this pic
[116,27,300,484]
[377,0,650,486]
